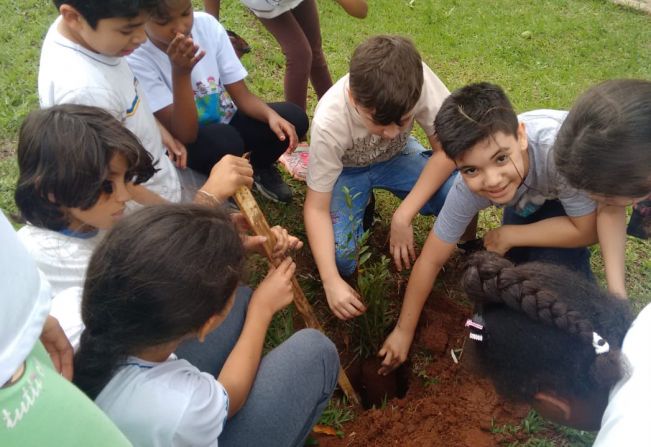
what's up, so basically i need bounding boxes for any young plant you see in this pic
[341,186,397,359]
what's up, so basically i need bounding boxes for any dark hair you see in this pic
[15,104,156,231]
[74,204,245,399]
[149,0,188,20]
[554,79,651,198]
[349,35,424,126]
[53,0,158,28]
[462,251,633,402]
[435,82,520,160]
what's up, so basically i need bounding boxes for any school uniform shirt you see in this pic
[594,304,651,446]
[127,12,247,126]
[0,343,132,446]
[95,356,229,447]
[434,110,597,243]
[38,17,181,203]
[306,63,450,193]
[240,0,304,19]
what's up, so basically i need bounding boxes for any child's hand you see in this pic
[324,276,366,320]
[268,114,298,153]
[159,122,188,168]
[377,326,414,375]
[40,315,74,380]
[251,257,296,316]
[167,33,206,74]
[390,214,416,271]
[269,225,303,260]
[483,226,513,256]
[201,155,253,202]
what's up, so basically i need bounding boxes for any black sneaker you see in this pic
[253,165,293,203]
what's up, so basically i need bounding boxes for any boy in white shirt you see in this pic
[304,35,457,321]
[39,0,183,203]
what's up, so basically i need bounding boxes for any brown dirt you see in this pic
[315,292,531,447]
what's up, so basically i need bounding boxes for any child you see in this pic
[377,82,598,374]
[304,35,457,321]
[0,212,131,445]
[554,79,651,298]
[461,251,647,445]
[127,0,309,204]
[15,105,253,345]
[73,204,339,446]
[204,0,368,111]
[39,0,183,203]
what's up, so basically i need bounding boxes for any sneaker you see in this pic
[254,165,293,203]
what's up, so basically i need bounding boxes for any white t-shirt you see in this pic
[240,0,303,19]
[38,17,181,203]
[306,63,450,193]
[594,304,651,446]
[16,225,101,297]
[434,110,597,243]
[96,356,229,447]
[128,13,246,126]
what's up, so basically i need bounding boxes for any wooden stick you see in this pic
[233,186,361,406]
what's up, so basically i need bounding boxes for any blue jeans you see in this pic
[176,287,339,446]
[331,137,457,276]
[503,200,595,282]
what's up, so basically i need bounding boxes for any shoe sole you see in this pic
[254,181,292,203]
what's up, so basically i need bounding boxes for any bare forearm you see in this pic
[169,71,199,143]
[394,148,455,224]
[218,306,272,416]
[204,0,220,18]
[397,255,444,334]
[127,184,167,205]
[304,206,340,282]
[334,0,368,18]
[505,215,598,248]
[235,91,274,123]
[597,205,627,297]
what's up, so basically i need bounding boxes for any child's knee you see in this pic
[292,329,340,382]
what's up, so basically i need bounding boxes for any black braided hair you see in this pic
[462,251,633,401]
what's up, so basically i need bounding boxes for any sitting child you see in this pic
[554,79,651,298]
[462,251,646,446]
[378,82,598,374]
[14,104,254,345]
[304,35,456,321]
[73,204,339,446]
[0,212,130,445]
[127,0,308,203]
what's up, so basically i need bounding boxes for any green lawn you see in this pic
[0,0,649,444]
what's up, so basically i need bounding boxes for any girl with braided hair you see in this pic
[461,251,650,445]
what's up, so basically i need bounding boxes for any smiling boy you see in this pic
[377,82,598,374]
[38,0,182,203]
[304,35,456,321]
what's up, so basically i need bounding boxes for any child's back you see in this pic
[39,12,181,202]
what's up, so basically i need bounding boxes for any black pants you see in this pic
[187,102,309,175]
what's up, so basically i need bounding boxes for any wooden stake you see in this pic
[233,186,361,406]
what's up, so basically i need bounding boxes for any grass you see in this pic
[0,0,649,444]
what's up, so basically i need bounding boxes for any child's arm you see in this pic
[391,133,455,270]
[379,231,456,374]
[155,34,206,145]
[304,187,366,320]
[203,0,220,18]
[157,118,188,169]
[334,0,368,18]
[127,183,168,205]
[217,257,295,416]
[484,212,598,255]
[193,154,254,205]
[225,81,299,152]
[597,204,627,298]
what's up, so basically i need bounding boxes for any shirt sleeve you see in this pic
[413,62,450,137]
[172,371,229,447]
[127,52,174,113]
[434,176,489,243]
[208,16,248,85]
[306,120,346,192]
